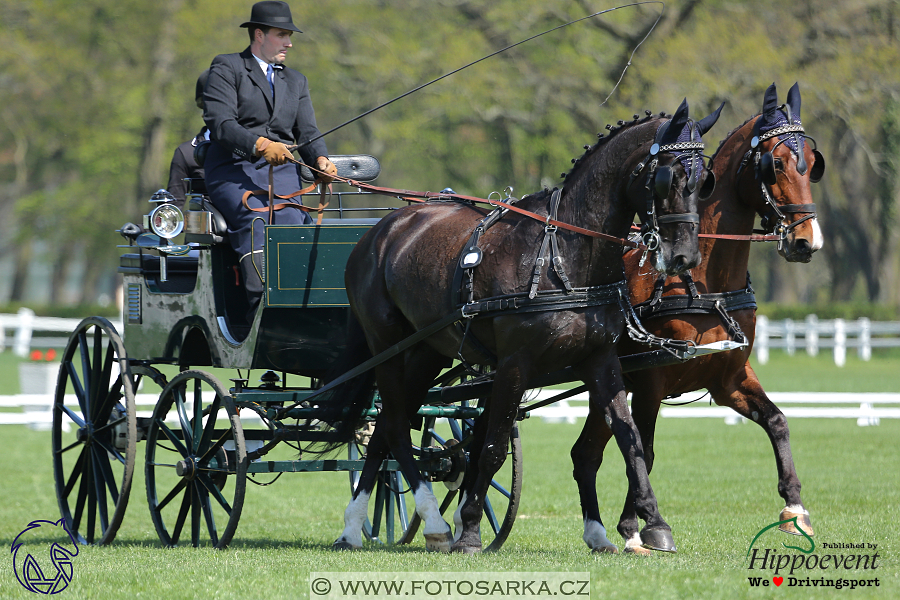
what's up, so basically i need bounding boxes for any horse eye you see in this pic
[774,158,784,171]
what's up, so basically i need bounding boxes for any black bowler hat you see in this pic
[240,1,302,33]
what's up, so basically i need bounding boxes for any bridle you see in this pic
[738,106,826,251]
[628,119,711,263]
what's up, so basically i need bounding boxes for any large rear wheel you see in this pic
[52,317,149,545]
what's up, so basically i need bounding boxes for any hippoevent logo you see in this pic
[11,519,79,594]
[745,517,880,590]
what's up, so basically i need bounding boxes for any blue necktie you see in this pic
[266,64,274,98]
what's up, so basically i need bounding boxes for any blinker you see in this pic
[654,165,673,199]
[699,170,716,200]
[759,151,777,186]
[809,149,825,183]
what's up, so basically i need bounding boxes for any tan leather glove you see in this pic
[317,156,338,184]
[255,137,292,166]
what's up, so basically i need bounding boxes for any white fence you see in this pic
[524,390,900,427]
[755,315,900,366]
[2,310,897,367]
[0,308,122,357]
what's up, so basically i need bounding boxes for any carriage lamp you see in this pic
[149,203,185,238]
[146,189,185,239]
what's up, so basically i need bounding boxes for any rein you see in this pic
[347,177,644,249]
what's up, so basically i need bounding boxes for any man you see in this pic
[166,70,210,208]
[203,0,337,317]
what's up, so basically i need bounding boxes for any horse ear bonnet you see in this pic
[696,102,724,199]
[785,82,825,182]
[696,101,725,137]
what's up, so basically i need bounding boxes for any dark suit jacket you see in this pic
[202,47,326,256]
[204,46,327,163]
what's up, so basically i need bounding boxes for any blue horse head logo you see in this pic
[11,519,80,594]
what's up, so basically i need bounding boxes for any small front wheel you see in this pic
[145,370,246,548]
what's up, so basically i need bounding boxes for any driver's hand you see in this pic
[256,137,292,166]
[317,156,338,184]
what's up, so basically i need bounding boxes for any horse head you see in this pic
[622,98,722,275]
[747,82,825,262]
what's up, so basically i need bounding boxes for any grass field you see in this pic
[1,348,898,598]
[1,416,898,599]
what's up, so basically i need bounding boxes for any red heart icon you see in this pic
[773,577,783,586]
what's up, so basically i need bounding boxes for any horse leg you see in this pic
[613,379,667,554]
[570,410,618,553]
[453,405,489,543]
[333,424,390,550]
[711,362,812,536]
[452,365,524,554]
[576,352,674,552]
[376,351,454,552]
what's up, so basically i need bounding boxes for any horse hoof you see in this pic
[451,542,482,554]
[779,507,814,536]
[640,527,676,553]
[332,540,360,551]
[591,544,619,554]
[425,531,454,553]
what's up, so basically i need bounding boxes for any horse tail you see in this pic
[306,312,377,454]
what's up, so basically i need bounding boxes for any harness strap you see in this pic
[630,280,757,343]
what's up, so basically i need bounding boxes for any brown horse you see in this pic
[570,82,824,554]
[325,99,724,553]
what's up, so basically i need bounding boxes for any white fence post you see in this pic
[805,314,818,356]
[858,317,871,361]
[833,318,846,367]
[756,315,769,365]
[784,318,796,356]
[13,307,35,358]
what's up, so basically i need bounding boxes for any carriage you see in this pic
[51,102,757,553]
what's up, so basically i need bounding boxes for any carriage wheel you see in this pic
[397,416,522,552]
[145,370,246,549]
[51,317,159,545]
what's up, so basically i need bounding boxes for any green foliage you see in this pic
[1,0,899,307]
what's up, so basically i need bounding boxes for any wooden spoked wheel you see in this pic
[145,370,246,549]
[52,317,167,545]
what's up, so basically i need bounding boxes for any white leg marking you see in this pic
[624,531,643,551]
[414,485,450,535]
[583,519,616,551]
[337,491,370,548]
[453,492,467,542]
[810,218,824,251]
[784,504,808,515]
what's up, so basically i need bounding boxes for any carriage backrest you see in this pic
[300,154,380,182]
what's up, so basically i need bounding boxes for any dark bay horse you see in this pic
[571,82,825,554]
[326,99,723,553]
